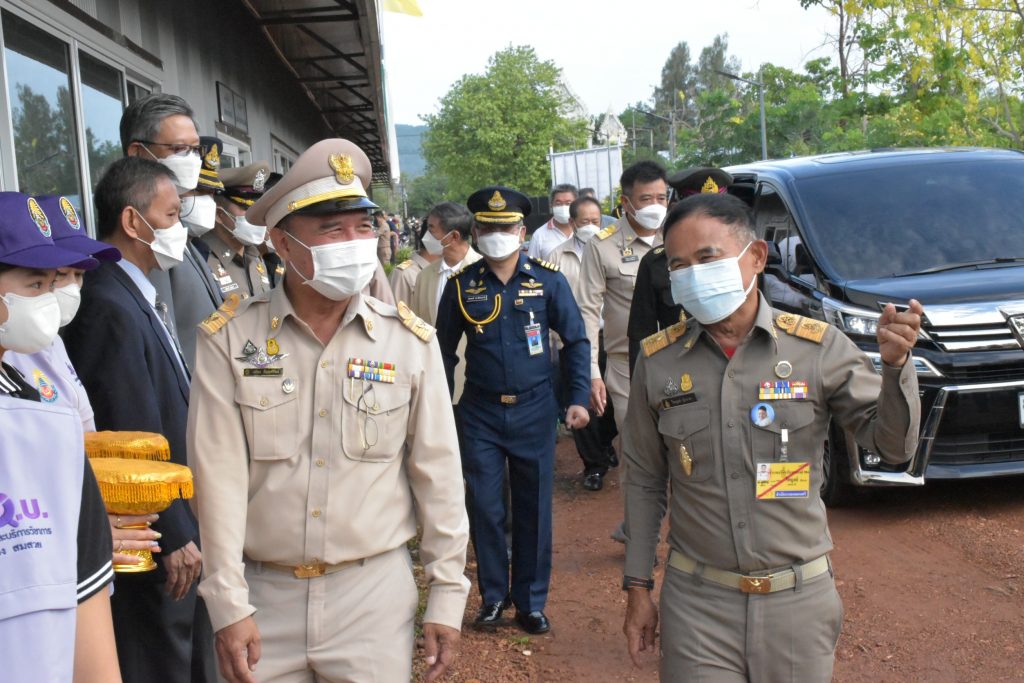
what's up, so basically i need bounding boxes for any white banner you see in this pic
[548,145,623,203]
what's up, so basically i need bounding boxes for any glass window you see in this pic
[127,81,151,104]
[795,158,1024,281]
[79,50,124,192]
[2,10,82,203]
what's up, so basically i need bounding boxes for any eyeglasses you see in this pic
[355,382,379,451]
[135,140,201,157]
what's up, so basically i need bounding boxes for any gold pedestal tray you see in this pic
[85,431,171,461]
[90,458,194,573]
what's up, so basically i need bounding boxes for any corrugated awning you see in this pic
[241,0,391,183]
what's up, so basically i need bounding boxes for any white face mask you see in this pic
[574,224,600,244]
[421,229,451,256]
[0,292,61,353]
[627,198,667,231]
[476,230,522,260]
[55,283,82,327]
[669,241,756,324]
[552,205,571,225]
[133,209,188,271]
[286,233,378,301]
[218,208,266,246]
[181,194,217,238]
[145,146,202,193]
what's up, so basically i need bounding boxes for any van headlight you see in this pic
[822,298,879,336]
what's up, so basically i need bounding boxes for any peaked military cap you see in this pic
[669,167,733,197]
[467,185,531,225]
[198,136,224,192]
[220,161,273,207]
[247,139,378,228]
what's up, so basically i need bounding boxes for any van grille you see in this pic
[925,322,1020,352]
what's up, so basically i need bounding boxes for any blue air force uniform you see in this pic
[436,187,590,624]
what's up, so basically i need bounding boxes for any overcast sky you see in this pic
[381,0,836,126]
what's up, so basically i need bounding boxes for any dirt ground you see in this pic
[415,437,1024,682]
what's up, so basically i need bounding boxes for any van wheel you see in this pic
[821,423,859,507]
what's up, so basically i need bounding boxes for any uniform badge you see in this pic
[329,153,355,184]
[238,339,287,376]
[751,402,775,427]
[347,358,396,383]
[240,340,258,356]
[271,316,280,330]
[281,378,295,394]
[59,197,80,230]
[758,380,808,400]
[33,369,58,403]
[27,197,51,237]
[775,360,793,379]
[267,338,280,356]
[253,168,267,192]
[663,378,679,395]
[680,373,693,392]
[488,190,506,211]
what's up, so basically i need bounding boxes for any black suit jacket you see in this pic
[62,261,196,576]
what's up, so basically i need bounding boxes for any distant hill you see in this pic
[396,124,426,178]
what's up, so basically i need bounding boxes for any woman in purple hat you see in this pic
[0,191,122,682]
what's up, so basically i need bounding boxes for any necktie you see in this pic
[156,296,190,381]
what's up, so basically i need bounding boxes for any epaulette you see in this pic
[595,224,618,241]
[395,259,413,271]
[654,246,665,255]
[775,313,828,344]
[530,257,559,272]
[641,320,688,357]
[448,263,472,280]
[396,301,435,343]
[199,293,242,335]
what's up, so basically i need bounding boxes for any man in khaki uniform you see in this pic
[188,138,470,683]
[205,161,274,300]
[622,193,924,681]
[577,161,668,534]
[388,220,438,303]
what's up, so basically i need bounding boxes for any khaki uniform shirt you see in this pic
[188,288,470,632]
[623,296,920,579]
[409,248,482,403]
[548,236,585,299]
[201,231,272,300]
[388,251,431,304]
[577,217,661,378]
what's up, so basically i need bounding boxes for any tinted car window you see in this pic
[794,159,1024,280]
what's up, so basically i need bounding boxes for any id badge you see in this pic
[755,461,810,500]
[525,323,544,356]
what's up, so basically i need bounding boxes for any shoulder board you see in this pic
[448,263,472,280]
[199,293,243,336]
[396,301,435,343]
[775,313,828,344]
[641,320,688,357]
[530,257,559,272]
[654,246,665,254]
[395,259,413,270]
[595,224,618,241]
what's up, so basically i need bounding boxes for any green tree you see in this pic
[422,46,589,199]
[406,170,452,218]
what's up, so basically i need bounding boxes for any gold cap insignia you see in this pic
[253,168,267,192]
[329,153,355,184]
[701,177,720,193]
[27,197,50,237]
[59,197,80,230]
[205,145,220,170]
[488,190,507,211]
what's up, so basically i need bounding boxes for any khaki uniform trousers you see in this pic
[238,546,418,683]
[605,353,632,527]
[660,562,843,682]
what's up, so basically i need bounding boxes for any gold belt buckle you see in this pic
[294,562,326,579]
[740,575,772,593]
[500,394,517,405]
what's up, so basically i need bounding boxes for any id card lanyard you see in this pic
[525,310,543,356]
[780,428,789,462]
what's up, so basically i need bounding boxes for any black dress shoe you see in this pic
[474,596,511,629]
[583,472,604,491]
[515,610,551,634]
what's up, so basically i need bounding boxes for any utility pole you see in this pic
[715,68,768,160]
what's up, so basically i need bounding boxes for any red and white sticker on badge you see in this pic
[755,461,810,500]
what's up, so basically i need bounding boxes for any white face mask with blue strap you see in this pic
[669,241,755,324]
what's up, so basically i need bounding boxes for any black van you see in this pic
[727,148,1024,504]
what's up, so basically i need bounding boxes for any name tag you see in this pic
[755,461,810,500]
[465,294,488,303]
[243,368,284,377]
[518,290,544,297]
[621,255,639,263]
[660,393,696,410]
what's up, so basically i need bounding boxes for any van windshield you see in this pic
[794,158,1024,280]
